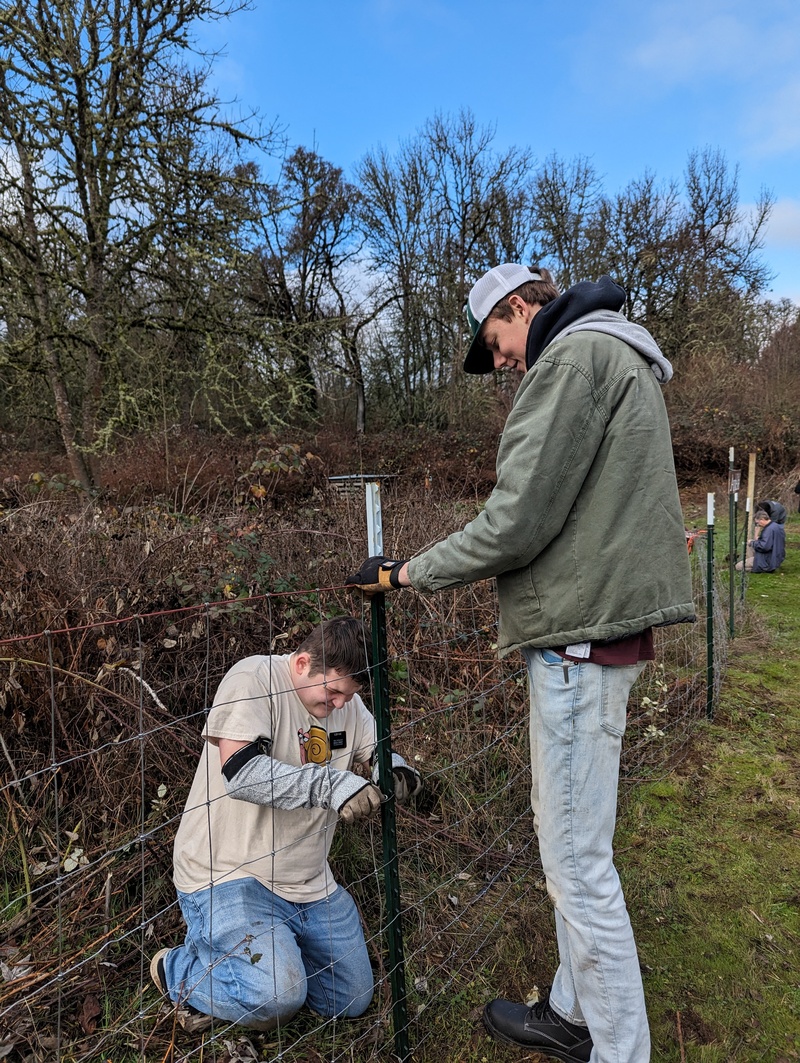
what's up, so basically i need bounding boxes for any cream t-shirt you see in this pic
[173,654,376,902]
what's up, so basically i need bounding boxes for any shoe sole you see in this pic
[482,1010,586,1062]
[149,949,170,995]
[149,948,214,1034]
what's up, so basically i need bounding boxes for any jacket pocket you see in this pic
[497,567,541,615]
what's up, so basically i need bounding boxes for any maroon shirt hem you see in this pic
[554,627,654,666]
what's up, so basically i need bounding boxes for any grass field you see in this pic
[616,515,800,1063]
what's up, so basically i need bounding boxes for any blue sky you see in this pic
[198,0,800,305]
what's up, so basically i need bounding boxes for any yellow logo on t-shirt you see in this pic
[299,726,331,764]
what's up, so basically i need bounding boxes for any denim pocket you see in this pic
[599,695,627,737]
[599,662,645,737]
[541,649,564,666]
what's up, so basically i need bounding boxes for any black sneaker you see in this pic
[483,990,593,1062]
[150,948,214,1034]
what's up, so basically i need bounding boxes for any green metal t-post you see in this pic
[370,594,411,1061]
[706,492,715,719]
[365,480,411,1062]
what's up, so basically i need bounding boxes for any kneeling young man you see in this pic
[151,616,420,1032]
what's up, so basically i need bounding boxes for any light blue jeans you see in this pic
[164,877,374,1029]
[525,647,649,1063]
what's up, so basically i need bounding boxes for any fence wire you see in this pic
[1,543,721,1063]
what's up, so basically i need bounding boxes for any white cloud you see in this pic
[744,77,800,157]
[618,1,800,161]
[628,0,800,84]
[763,198,800,249]
[630,11,752,85]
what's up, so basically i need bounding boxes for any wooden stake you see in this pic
[745,452,757,543]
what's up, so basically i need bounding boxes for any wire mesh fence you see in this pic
[1,524,722,1063]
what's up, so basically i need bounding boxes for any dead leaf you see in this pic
[0,953,32,982]
[220,1037,259,1062]
[78,992,101,1034]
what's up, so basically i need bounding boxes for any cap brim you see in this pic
[463,331,495,375]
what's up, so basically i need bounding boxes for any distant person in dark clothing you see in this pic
[736,510,786,572]
[756,499,787,524]
[794,481,800,512]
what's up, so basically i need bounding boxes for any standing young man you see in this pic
[151,617,420,1033]
[347,265,694,1063]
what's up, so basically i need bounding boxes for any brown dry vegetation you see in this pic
[0,431,719,1063]
[1,424,504,507]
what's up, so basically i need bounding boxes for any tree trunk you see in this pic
[17,142,94,492]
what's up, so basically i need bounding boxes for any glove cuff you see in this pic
[330,773,374,813]
[389,560,407,587]
[379,560,407,589]
[371,751,409,784]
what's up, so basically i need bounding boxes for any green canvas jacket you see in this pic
[408,328,695,657]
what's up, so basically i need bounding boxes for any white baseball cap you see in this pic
[464,264,543,374]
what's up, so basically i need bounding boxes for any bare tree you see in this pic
[426,111,536,405]
[358,110,536,423]
[659,149,774,364]
[0,0,273,489]
[595,172,681,322]
[530,148,773,367]
[356,140,436,419]
[532,154,605,289]
[246,147,364,419]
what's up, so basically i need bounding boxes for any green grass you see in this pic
[618,515,800,1062]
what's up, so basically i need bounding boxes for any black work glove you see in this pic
[392,765,423,804]
[345,555,408,595]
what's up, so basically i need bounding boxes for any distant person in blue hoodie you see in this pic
[737,510,786,572]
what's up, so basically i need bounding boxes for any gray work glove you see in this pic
[371,752,423,804]
[338,783,383,824]
[392,765,423,804]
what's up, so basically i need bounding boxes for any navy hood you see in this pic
[525,276,673,383]
[525,276,625,369]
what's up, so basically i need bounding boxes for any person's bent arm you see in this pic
[751,526,774,553]
[216,736,380,818]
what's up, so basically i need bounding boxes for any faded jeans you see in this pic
[164,877,374,1029]
[525,647,649,1063]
